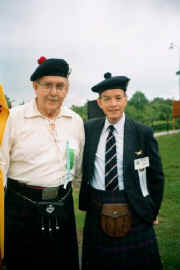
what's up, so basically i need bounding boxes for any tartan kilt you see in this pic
[4,184,80,270]
[81,187,163,270]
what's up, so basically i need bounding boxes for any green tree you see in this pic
[71,103,88,121]
[150,98,172,121]
[128,91,149,110]
[5,95,12,108]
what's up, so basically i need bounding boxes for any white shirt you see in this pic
[91,113,125,190]
[0,99,85,187]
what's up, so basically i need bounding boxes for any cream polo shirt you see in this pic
[0,99,85,187]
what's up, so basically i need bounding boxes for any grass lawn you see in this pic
[73,132,180,269]
[155,133,180,269]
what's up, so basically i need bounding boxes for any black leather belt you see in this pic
[7,178,71,201]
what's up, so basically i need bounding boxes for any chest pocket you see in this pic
[65,138,80,170]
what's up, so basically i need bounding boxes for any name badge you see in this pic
[134,157,149,170]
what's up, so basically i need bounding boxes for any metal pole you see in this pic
[169,43,180,100]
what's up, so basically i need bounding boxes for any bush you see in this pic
[151,120,179,132]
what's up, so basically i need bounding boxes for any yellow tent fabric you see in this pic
[0,84,9,259]
[0,170,4,260]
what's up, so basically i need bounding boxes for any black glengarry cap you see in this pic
[30,56,71,81]
[91,72,130,94]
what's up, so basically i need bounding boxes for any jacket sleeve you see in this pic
[146,129,164,217]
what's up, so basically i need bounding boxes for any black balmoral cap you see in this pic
[30,56,71,81]
[91,72,130,94]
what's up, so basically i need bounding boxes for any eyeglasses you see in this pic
[37,81,67,92]
[101,95,126,102]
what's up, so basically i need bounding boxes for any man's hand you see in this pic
[153,217,159,225]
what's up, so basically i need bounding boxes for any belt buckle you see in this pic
[42,187,58,200]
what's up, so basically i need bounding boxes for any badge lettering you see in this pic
[134,157,149,170]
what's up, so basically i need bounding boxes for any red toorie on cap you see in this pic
[37,56,47,65]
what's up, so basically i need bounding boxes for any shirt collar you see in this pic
[24,98,72,119]
[104,113,125,134]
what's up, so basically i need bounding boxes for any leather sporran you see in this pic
[100,203,132,237]
[37,200,68,221]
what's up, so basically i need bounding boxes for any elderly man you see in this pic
[79,72,164,270]
[0,56,84,270]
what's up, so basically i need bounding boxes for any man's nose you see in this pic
[110,98,117,105]
[50,86,58,95]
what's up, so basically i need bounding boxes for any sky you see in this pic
[1,0,180,107]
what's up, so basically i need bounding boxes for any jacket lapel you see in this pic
[88,118,105,178]
[91,118,105,158]
[123,118,139,177]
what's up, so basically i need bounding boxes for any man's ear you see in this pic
[33,81,38,91]
[96,97,102,109]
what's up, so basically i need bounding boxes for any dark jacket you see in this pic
[79,117,164,223]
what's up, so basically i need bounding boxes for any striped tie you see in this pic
[105,125,119,191]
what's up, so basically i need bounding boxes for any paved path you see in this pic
[154,129,180,137]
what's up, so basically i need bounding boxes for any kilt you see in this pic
[81,186,163,270]
[4,180,80,270]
